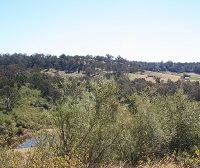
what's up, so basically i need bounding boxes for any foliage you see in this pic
[1,52,200,167]
[0,86,51,146]
[53,78,130,166]
[118,90,200,166]
[2,53,200,76]
[0,147,86,168]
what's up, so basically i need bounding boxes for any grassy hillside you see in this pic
[41,68,85,78]
[43,68,200,83]
[128,71,200,82]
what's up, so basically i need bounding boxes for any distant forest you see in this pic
[1,53,200,111]
[1,53,200,75]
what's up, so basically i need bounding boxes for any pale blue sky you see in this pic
[1,0,200,62]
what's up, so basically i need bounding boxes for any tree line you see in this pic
[1,54,200,111]
[1,53,200,75]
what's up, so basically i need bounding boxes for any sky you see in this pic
[1,0,200,62]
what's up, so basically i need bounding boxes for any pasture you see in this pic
[128,71,200,82]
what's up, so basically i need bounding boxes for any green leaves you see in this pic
[53,78,129,165]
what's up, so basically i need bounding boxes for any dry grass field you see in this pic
[42,69,200,83]
[42,68,84,78]
[128,71,200,82]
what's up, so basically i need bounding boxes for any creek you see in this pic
[14,129,55,149]
[17,137,37,149]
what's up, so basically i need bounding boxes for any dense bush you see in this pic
[51,78,200,166]
[0,74,200,167]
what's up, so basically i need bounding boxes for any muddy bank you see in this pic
[11,129,33,148]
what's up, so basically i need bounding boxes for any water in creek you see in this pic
[17,137,37,149]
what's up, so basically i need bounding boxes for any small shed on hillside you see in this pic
[184,76,190,80]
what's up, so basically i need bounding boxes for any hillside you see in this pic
[0,54,200,167]
[128,71,200,82]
